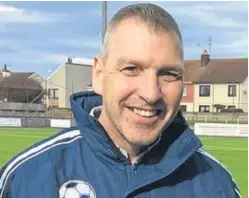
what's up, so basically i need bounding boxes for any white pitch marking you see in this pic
[204,146,247,151]
[0,134,48,139]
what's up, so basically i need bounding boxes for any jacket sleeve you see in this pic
[233,181,242,198]
[0,164,20,198]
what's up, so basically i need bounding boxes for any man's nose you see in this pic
[138,74,162,105]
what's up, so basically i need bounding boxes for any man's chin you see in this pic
[130,136,160,148]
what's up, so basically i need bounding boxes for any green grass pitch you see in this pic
[0,128,247,197]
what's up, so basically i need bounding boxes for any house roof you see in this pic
[0,74,41,90]
[12,72,35,78]
[184,57,248,84]
[183,60,202,82]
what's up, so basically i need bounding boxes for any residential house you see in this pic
[180,51,248,113]
[180,51,210,112]
[44,58,93,108]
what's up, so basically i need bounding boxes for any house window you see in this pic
[182,86,187,97]
[180,105,187,112]
[53,89,59,99]
[228,85,236,97]
[199,105,210,112]
[199,85,210,97]
[48,88,59,99]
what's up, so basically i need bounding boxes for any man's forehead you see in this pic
[111,17,179,40]
[106,18,183,65]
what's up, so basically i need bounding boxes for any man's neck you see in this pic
[98,111,144,162]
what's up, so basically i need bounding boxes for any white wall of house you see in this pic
[213,84,239,106]
[65,63,92,108]
[239,77,248,112]
[194,83,248,113]
[46,64,66,108]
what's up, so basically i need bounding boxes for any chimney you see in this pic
[68,57,73,64]
[201,50,210,67]
[2,64,11,78]
[3,64,7,71]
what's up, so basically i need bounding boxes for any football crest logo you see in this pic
[59,180,96,198]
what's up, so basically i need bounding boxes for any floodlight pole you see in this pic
[102,1,107,44]
[45,78,47,118]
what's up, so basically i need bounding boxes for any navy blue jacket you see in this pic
[0,91,241,198]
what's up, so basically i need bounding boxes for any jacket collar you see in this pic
[70,91,202,171]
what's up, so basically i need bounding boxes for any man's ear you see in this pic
[92,56,104,95]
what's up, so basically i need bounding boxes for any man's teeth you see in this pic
[132,108,157,117]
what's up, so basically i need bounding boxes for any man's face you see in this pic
[93,19,183,152]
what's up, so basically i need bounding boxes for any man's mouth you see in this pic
[127,107,162,118]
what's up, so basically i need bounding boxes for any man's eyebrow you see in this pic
[159,64,184,72]
[116,57,144,67]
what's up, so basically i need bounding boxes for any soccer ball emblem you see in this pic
[59,180,96,198]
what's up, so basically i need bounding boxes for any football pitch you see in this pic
[0,127,247,197]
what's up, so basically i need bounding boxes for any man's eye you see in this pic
[121,66,141,76]
[159,71,181,81]
[124,66,137,71]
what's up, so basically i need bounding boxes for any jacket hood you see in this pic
[70,91,202,174]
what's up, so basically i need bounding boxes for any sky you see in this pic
[0,1,248,77]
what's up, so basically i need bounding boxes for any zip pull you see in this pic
[132,164,137,172]
[130,155,140,172]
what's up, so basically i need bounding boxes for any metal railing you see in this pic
[0,113,247,128]
[184,114,248,125]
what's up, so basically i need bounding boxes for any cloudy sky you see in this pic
[0,1,248,77]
